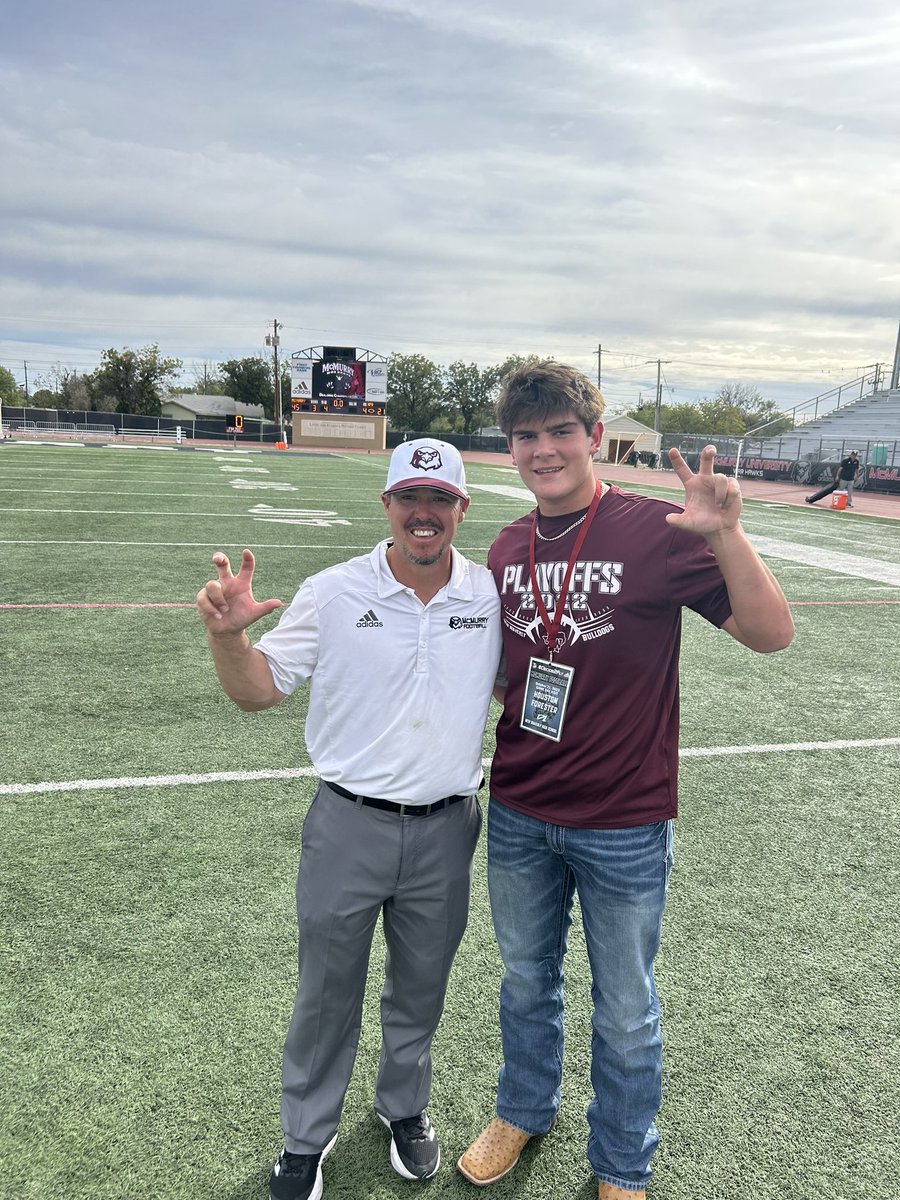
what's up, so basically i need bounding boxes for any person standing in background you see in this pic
[835,450,861,506]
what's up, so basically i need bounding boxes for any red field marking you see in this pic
[788,600,900,606]
[0,602,196,609]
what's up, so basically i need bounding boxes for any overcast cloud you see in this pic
[2,0,898,412]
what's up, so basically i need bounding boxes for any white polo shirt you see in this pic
[255,540,502,804]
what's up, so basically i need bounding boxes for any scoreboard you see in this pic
[290,346,387,417]
[290,396,387,417]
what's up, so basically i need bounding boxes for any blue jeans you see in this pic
[487,799,674,1192]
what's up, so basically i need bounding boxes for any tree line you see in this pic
[0,348,273,419]
[0,347,533,433]
[624,382,794,437]
[1,350,793,437]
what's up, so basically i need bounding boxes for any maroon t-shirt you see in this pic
[488,485,733,828]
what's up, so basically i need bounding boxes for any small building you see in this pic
[160,394,265,422]
[597,414,661,465]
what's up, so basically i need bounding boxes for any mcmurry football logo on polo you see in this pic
[449,615,490,630]
[356,608,384,628]
[498,558,621,648]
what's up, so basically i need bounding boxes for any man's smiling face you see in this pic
[381,487,468,567]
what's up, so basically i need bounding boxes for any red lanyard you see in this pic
[528,482,602,661]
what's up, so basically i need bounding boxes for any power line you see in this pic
[3,312,884,376]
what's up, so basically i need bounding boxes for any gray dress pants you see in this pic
[280,782,482,1153]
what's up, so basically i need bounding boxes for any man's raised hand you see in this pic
[196,548,282,635]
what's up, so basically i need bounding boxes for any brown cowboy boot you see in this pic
[457,1118,531,1186]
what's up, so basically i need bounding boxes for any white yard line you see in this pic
[0,489,249,498]
[679,737,900,758]
[468,485,900,585]
[0,539,489,549]
[1,508,512,521]
[469,482,534,502]
[0,540,371,549]
[748,536,900,587]
[743,519,900,555]
[4,738,899,797]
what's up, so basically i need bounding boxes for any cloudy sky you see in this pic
[2,0,898,413]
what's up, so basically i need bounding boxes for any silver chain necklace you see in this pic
[534,512,587,542]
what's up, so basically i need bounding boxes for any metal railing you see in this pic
[779,365,884,429]
[2,420,117,437]
[119,427,184,439]
[660,432,899,488]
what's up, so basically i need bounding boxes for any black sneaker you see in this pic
[376,1109,440,1180]
[269,1132,337,1200]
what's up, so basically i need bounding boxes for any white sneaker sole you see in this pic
[376,1111,440,1181]
[270,1132,338,1200]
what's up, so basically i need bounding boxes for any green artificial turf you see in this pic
[1,443,898,1199]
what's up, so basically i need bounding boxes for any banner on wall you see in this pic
[673,453,900,493]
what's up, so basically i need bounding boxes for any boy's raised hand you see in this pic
[665,445,742,537]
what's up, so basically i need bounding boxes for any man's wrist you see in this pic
[207,627,250,648]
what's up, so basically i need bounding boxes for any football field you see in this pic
[1,440,898,1200]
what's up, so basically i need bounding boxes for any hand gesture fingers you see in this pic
[696,444,718,474]
[666,445,741,534]
[218,547,258,582]
[668,443,717,479]
[197,548,282,632]
[211,550,235,582]
[667,446,693,483]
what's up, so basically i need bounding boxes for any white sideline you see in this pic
[748,536,900,587]
[3,738,899,796]
[679,737,900,757]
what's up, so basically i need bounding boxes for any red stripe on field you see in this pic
[0,602,195,609]
[789,600,900,606]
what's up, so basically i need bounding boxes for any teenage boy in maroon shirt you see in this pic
[458,361,794,1200]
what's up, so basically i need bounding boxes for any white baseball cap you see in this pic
[383,438,469,500]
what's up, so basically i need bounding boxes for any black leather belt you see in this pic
[323,780,469,817]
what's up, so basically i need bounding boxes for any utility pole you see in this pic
[595,343,602,388]
[23,361,29,401]
[265,319,283,441]
[647,359,671,432]
[891,318,900,391]
[656,360,662,431]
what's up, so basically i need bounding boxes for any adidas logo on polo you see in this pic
[356,609,384,628]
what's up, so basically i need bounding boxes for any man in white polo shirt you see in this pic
[196,439,501,1200]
